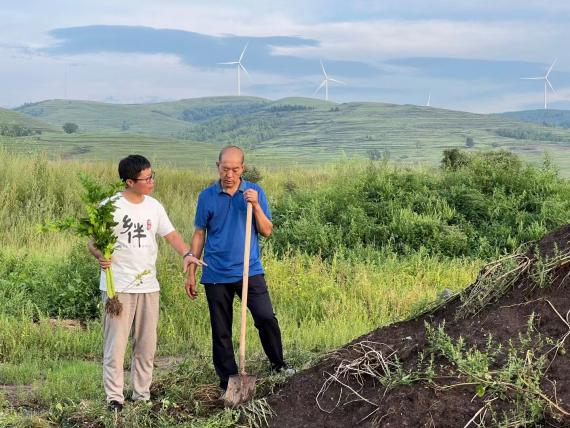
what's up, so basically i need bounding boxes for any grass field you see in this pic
[0,150,495,426]
[2,146,570,425]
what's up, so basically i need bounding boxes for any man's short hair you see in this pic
[218,146,244,164]
[118,155,151,182]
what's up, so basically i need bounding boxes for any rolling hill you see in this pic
[14,97,271,137]
[0,107,58,133]
[8,97,570,171]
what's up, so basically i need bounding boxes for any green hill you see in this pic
[497,109,570,128]
[14,97,270,137]
[10,97,570,171]
[0,107,57,134]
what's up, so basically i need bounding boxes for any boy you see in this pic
[89,154,203,411]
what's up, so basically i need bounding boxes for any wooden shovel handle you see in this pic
[239,202,253,375]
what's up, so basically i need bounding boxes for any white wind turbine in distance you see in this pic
[218,44,250,96]
[521,59,557,109]
[314,60,344,101]
[426,91,431,107]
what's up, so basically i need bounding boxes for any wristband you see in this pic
[183,250,194,259]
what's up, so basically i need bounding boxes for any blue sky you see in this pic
[1,0,570,112]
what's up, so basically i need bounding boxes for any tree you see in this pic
[465,136,475,148]
[63,122,79,134]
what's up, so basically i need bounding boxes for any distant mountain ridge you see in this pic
[497,109,570,128]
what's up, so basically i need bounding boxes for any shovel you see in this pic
[224,202,257,408]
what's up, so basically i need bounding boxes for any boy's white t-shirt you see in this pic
[99,193,175,293]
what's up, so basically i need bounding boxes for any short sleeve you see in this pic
[157,202,175,237]
[257,186,272,221]
[194,191,208,229]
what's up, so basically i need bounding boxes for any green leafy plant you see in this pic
[43,174,123,316]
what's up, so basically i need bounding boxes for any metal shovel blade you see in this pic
[223,374,257,408]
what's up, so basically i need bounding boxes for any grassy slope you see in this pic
[10,97,570,170]
[498,109,570,128]
[0,107,57,132]
[14,97,270,136]
[0,132,221,167]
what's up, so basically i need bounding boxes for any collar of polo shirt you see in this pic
[216,178,246,195]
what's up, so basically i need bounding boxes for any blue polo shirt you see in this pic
[195,179,272,284]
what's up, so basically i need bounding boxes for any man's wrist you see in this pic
[183,250,195,259]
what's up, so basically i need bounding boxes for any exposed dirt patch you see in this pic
[267,225,570,427]
[0,384,35,409]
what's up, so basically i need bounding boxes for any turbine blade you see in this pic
[239,43,249,62]
[320,60,327,78]
[546,58,557,77]
[520,77,543,80]
[218,61,239,65]
[328,78,345,85]
[240,63,252,80]
[546,77,555,92]
[313,80,326,95]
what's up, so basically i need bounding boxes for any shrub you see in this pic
[270,151,570,259]
[0,124,37,137]
[243,165,263,183]
[62,123,79,134]
[0,245,100,320]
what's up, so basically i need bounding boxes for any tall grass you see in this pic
[0,148,569,425]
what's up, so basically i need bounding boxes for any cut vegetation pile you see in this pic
[267,224,570,427]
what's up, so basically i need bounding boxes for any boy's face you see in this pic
[126,167,155,195]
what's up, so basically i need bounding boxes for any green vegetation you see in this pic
[62,122,79,134]
[498,109,570,129]
[0,124,40,137]
[271,151,570,259]
[9,97,570,173]
[43,175,124,315]
[0,106,56,134]
[495,126,570,142]
[1,148,570,425]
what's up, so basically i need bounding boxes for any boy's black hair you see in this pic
[118,155,151,182]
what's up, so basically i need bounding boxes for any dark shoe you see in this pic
[108,400,123,412]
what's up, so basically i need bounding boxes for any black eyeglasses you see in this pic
[132,171,155,183]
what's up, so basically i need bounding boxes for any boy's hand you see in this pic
[98,255,112,270]
[183,255,207,273]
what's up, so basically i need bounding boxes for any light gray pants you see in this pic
[102,291,160,404]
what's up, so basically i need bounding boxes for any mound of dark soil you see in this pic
[267,225,570,427]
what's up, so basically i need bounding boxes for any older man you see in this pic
[185,146,292,393]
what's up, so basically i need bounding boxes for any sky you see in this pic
[1,0,570,113]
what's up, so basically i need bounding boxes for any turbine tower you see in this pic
[521,59,557,109]
[426,91,431,107]
[218,44,250,96]
[314,60,344,101]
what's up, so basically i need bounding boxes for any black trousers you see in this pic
[204,274,285,389]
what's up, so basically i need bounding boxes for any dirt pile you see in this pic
[267,225,570,427]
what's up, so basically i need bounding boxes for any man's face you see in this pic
[217,150,244,190]
[127,167,155,195]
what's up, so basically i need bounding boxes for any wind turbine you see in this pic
[426,91,431,107]
[521,59,557,109]
[314,60,344,101]
[218,44,250,96]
